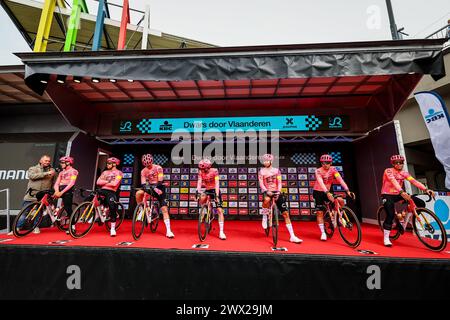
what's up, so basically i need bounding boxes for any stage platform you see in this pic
[0,221,449,299]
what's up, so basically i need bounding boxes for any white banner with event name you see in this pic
[414,91,450,189]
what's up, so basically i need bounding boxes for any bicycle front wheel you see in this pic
[150,202,160,233]
[13,202,43,237]
[337,206,362,248]
[272,207,279,247]
[376,206,401,240]
[132,203,146,241]
[412,208,448,252]
[69,202,96,238]
[198,205,210,242]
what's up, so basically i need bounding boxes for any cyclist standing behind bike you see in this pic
[380,154,435,247]
[53,156,78,233]
[313,154,354,241]
[135,154,174,238]
[258,154,302,243]
[197,158,226,240]
[96,157,123,237]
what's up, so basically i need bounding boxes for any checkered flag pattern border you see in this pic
[305,115,322,131]
[153,154,169,165]
[123,154,135,165]
[291,153,316,165]
[136,119,152,134]
[329,151,343,164]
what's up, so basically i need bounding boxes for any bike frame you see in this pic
[325,196,350,225]
[140,192,160,224]
[405,198,432,230]
[200,193,216,223]
[79,193,109,224]
[267,193,280,227]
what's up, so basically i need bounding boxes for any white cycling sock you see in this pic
[383,229,391,241]
[286,223,295,237]
[111,222,116,230]
[164,219,171,232]
[219,221,224,233]
[318,223,325,234]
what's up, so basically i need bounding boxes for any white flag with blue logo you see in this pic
[414,91,450,189]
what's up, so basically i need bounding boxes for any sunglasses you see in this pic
[321,162,332,165]
[393,161,404,165]
[106,162,114,165]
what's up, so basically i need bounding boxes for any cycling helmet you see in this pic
[142,154,153,166]
[320,154,333,163]
[198,158,212,170]
[107,157,120,166]
[59,156,74,165]
[262,154,274,162]
[390,154,405,163]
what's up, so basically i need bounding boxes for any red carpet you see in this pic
[1,220,449,259]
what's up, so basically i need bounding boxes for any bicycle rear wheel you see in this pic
[69,202,96,238]
[377,206,401,240]
[132,203,146,241]
[198,205,210,242]
[337,206,362,248]
[106,202,125,231]
[272,207,279,247]
[13,202,43,237]
[150,202,160,233]
[412,208,447,252]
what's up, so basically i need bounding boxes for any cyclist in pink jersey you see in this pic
[96,157,123,237]
[313,154,355,241]
[54,156,78,233]
[135,154,174,238]
[380,154,435,247]
[259,154,302,243]
[197,158,226,240]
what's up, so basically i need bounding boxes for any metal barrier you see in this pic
[425,23,450,49]
[0,189,10,234]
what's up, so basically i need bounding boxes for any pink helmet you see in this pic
[59,156,74,165]
[390,154,405,163]
[107,157,120,166]
[142,154,153,166]
[320,154,333,163]
[262,154,274,162]
[198,158,212,170]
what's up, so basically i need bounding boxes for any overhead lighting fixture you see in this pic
[127,79,134,82]
[92,78,100,83]
[73,76,82,83]
[56,75,67,84]
[109,79,117,83]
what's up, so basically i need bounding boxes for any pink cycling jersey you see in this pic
[381,168,427,195]
[141,165,164,185]
[258,167,282,193]
[96,168,123,192]
[313,166,349,192]
[197,168,220,194]
[54,167,78,194]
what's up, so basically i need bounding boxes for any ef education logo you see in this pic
[425,108,445,124]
